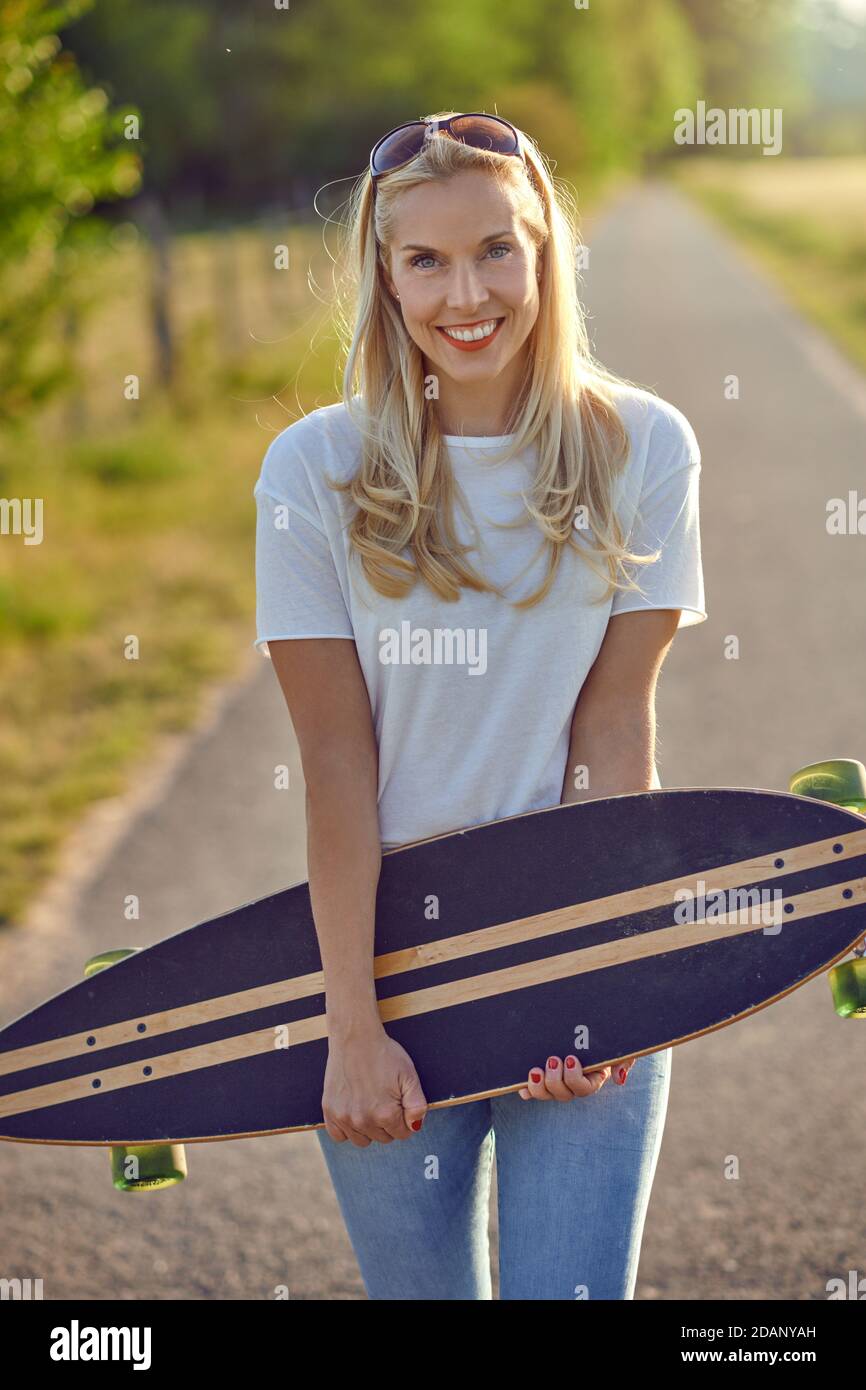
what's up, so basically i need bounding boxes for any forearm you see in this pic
[304,753,383,1039]
[560,697,658,804]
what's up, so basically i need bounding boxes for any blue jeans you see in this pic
[316,1047,672,1300]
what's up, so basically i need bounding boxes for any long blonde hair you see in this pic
[327,111,659,610]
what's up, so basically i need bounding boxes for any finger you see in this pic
[386,1111,423,1141]
[341,1125,372,1147]
[400,1083,429,1139]
[398,1113,427,1138]
[543,1055,574,1100]
[361,1122,396,1144]
[525,1064,551,1101]
[563,1060,612,1097]
[614,1056,637,1086]
[341,1119,386,1147]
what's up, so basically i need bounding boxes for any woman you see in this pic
[253,112,706,1299]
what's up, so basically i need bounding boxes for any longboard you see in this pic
[1,786,865,1147]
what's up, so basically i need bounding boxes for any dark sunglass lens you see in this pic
[371,124,427,175]
[449,115,518,154]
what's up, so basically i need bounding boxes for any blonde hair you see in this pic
[326,111,659,609]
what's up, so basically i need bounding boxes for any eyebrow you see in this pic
[399,230,515,253]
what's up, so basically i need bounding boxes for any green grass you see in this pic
[672,156,866,375]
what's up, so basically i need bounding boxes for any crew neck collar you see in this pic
[442,433,517,446]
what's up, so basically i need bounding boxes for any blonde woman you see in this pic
[253,113,706,1300]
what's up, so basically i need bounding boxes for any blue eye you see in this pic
[408,243,513,270]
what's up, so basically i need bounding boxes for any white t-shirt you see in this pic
[253,384,706,848]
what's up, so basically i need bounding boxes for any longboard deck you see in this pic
[1,787,865,1146]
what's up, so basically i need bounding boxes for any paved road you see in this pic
[1,178,864,1300]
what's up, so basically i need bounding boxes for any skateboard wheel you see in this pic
[84,947,189,1192]
[83,947,142,978]
[828,959,866,1019]
[788,759,866,814]
[110,1143,188,1193]
[789,766,866,1016]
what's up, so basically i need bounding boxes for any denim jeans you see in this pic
[316,1046,672,1300]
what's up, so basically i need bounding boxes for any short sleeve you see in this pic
[610,455,707,629]
[253,488,354,656]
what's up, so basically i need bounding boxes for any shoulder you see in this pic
[609,382,701,474]
[253,402,363,524]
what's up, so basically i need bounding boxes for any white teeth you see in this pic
[441,319,499,342]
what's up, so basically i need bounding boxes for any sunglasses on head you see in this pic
[369,113,526,186]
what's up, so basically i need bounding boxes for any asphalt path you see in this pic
[1,177,864,1300]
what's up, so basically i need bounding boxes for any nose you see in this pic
[445,260,489,314]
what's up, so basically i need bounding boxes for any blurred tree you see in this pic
[787,0,866,154]
[0,0,140,425]
[62,0,706,216]
[673,0,808,139]
[57,0,866,215]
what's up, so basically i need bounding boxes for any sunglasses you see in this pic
[369,113,525,184]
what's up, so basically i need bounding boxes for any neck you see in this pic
[429,344,528,437]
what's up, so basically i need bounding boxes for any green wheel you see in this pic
[83,946,142,978]
[84,947,189,1192]
[109,1143,188,1193]
[828,959,866,1019]
[789,761,866,1019]
[788,758,866,814]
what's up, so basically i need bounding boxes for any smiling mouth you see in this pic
[435,317,505,349]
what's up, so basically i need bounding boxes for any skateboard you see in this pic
[1,759,865,1193]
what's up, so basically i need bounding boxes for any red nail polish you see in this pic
[617,1066,628,1084]
[411,1119,422,1130]
[530,1071,543,1084]
[565,1057,576,1069]
[547,1057,559,1070]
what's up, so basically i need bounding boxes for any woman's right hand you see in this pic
[322,1023,429,1146]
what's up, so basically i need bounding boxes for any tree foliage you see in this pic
[0,0,141,423]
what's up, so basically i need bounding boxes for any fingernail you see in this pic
[616,1066,628,1085]
[530,1070,543,1084]
[547,1057,559,1070]
[411,1119,422,1130]
[565,1056,576,1069]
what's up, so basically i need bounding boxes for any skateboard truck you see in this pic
[83,949,188,1192]
[788,759,866,1018]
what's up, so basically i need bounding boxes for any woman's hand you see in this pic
[322,1024,428,1146]
[518,1054,637,1100]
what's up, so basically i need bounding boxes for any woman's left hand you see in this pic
[518,1054,637,1100]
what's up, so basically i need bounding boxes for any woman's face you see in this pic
[383,169,541,390]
